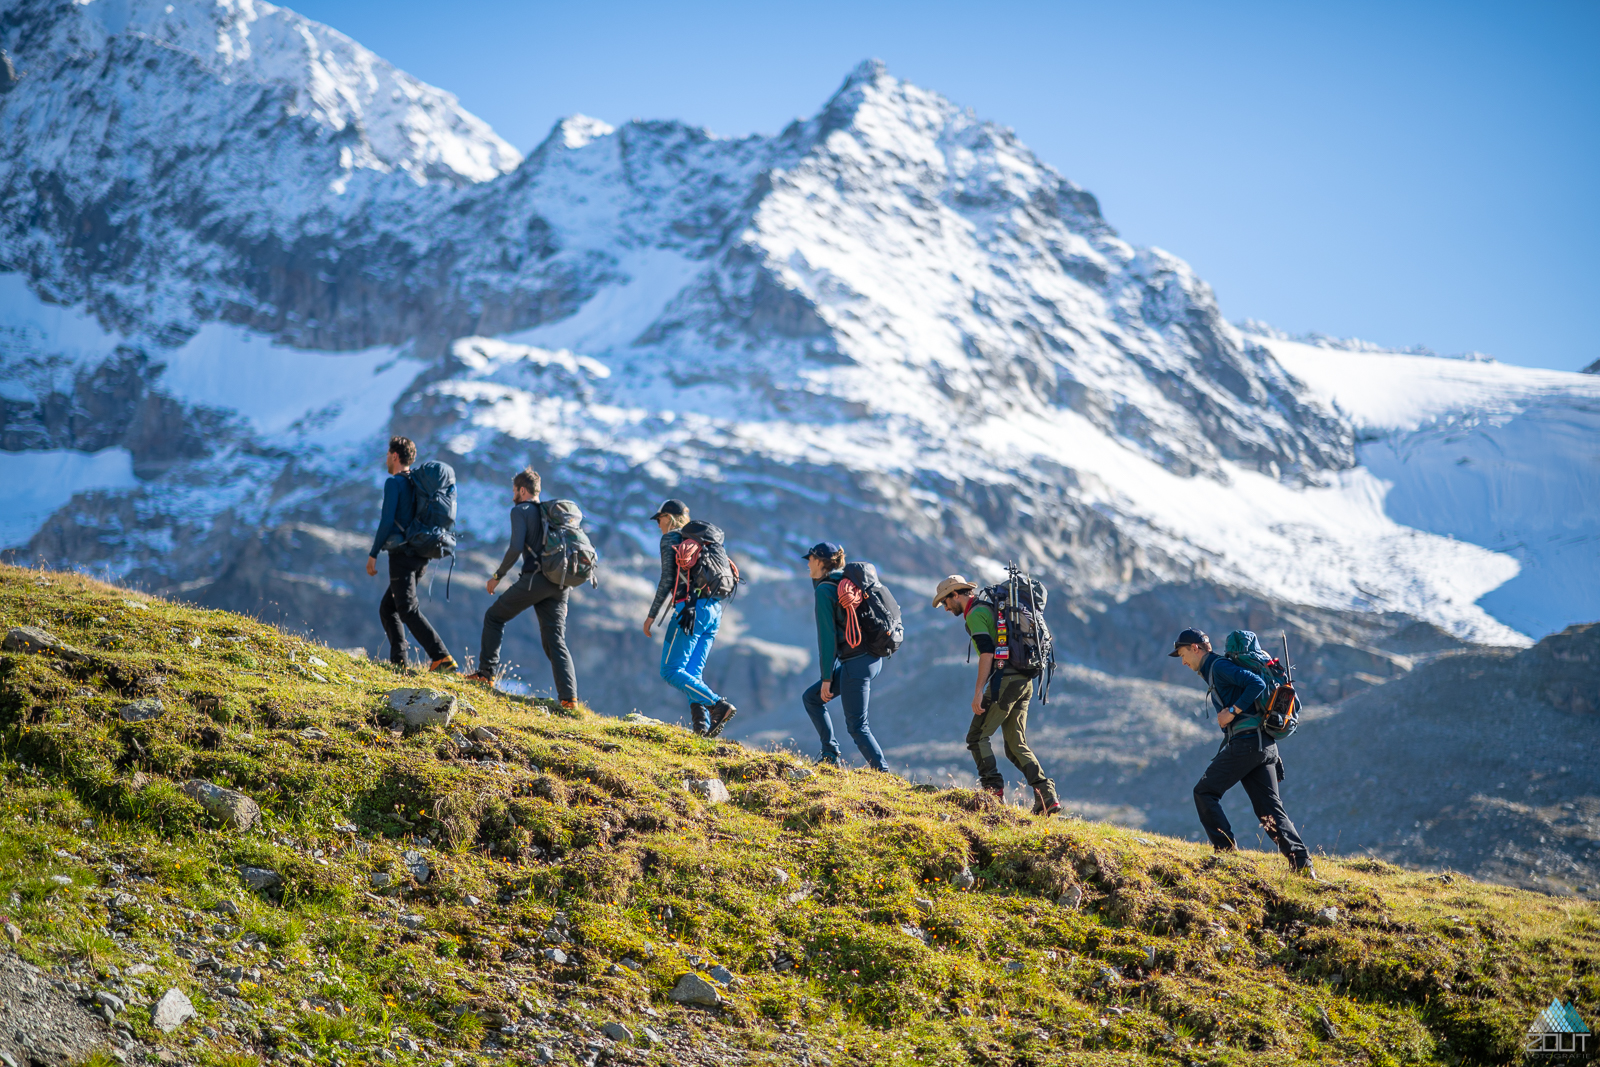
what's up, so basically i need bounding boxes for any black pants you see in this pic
[1193,732,1311,866]
[479,572,577,703]
[380,550,451,665]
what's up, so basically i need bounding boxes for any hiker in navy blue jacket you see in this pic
[366,436,454,672]
[1172,628,1317,877]
[463,467,577,708]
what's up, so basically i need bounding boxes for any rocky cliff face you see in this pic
[0,0,1572,752]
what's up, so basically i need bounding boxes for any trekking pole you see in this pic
[1282,631,1293,680]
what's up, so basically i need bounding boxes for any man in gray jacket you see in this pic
[464,468,577,708]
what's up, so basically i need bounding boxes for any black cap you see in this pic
[1168,628,1209,657]
[802,541,843,561]
[649,499,688,521]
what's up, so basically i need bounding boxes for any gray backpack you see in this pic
[539,500,599,588]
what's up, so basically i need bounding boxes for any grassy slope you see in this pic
[0,565,1594,1067]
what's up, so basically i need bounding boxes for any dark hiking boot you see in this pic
[705,699,737,738]
[463,670,495,688]
[1292,858,1320,880]
[984,784,1005,802]
[428,656,457,673]
[689,702,709,736]
[1034,786,1062,818]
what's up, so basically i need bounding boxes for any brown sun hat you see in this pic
[932,574,977,608]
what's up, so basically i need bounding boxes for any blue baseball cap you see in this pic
[802,541,843,561]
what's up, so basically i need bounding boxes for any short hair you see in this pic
[662,510,690,531]
[388,436,417,466]
[513,467,541,495]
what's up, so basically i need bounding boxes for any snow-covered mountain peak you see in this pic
[552,114,616,150]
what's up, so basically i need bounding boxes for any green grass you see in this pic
[2,564,1595,1066]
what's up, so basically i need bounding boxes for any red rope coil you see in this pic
[836,577,864,649]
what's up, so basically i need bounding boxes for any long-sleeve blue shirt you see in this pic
[370,473,414,557]
[494,501,544,580]
[1201,651,1267,734]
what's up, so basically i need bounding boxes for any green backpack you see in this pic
[1220,630,1299,741]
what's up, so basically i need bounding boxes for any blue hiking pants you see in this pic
[802,654,887,771]
[660,599,723,729]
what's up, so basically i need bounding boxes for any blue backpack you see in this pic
[403,461,457,560]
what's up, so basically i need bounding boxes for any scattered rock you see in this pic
[1136,837,1153,845]
[399,914,425,930]
[601,1021,634,1042]
[708,964,735,985]
[771,867,791,885]
[1057,885,1084,909]
[784,765,816,782]
[370,871,393,889]
[686,778,731,805]
[4,626,88,661]
[785,882,815,905]
[640,1027,664,1046]
[464,894,482,906]
[238,866,282,891]
[953,866,976,891]
[119,698,166,722]
[1317,1006,1340,1040]
[1315,906,1340,925]
[1004,960,1026,974]
[1218,903,1237,913]
[151,987,196,1033]
[471,725,501,743]
[669,972,722,1007]
[3,921,20,943]
[47,874,73,887]
[544,948,568,965]
[181,780,261,831]
[298,727,329,741]
[386,688,456,729]
[622,712,668,725]
[402,849,431,884]
[94,991,126,1015]
[122,599,149,611]
[914,897,935,916]
[215,900,240,916]
[1144,946,1159,968]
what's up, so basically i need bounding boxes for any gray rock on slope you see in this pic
[387,689,456,729]
[119,699,165,722]
[668,973,721,1006]
[181,780,261,830]
[151,987,196,1032]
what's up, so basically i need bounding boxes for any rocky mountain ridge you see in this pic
[2,0,1596,821]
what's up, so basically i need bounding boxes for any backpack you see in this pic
[539,500,599,588]
[1214,630,1299,741]
[972,568,1056,701]
[834,561,904,659]
[672,520,740,602]
[403,461,457,560]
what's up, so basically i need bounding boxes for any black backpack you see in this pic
[836,561,903,659]
[403,461,457,560]
[974,567,1055,701]
[674,520,739,600]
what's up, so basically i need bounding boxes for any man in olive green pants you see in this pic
[933,575,1061,816]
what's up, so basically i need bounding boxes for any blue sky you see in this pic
[294,0,1599,371]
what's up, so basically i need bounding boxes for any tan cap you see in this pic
[932,574,977,608]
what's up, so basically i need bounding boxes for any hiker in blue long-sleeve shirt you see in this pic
[1171,628,1316,877]
[365,436,454,672]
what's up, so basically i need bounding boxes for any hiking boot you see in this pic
[559,700,578,711]
[689,702,709,736]
[1033,786,1062,818]
[463,670,495,688]
[1292,859,1321,881]
[428,656,457,673]
[705,699,737,738]
[984,784,1005,801]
